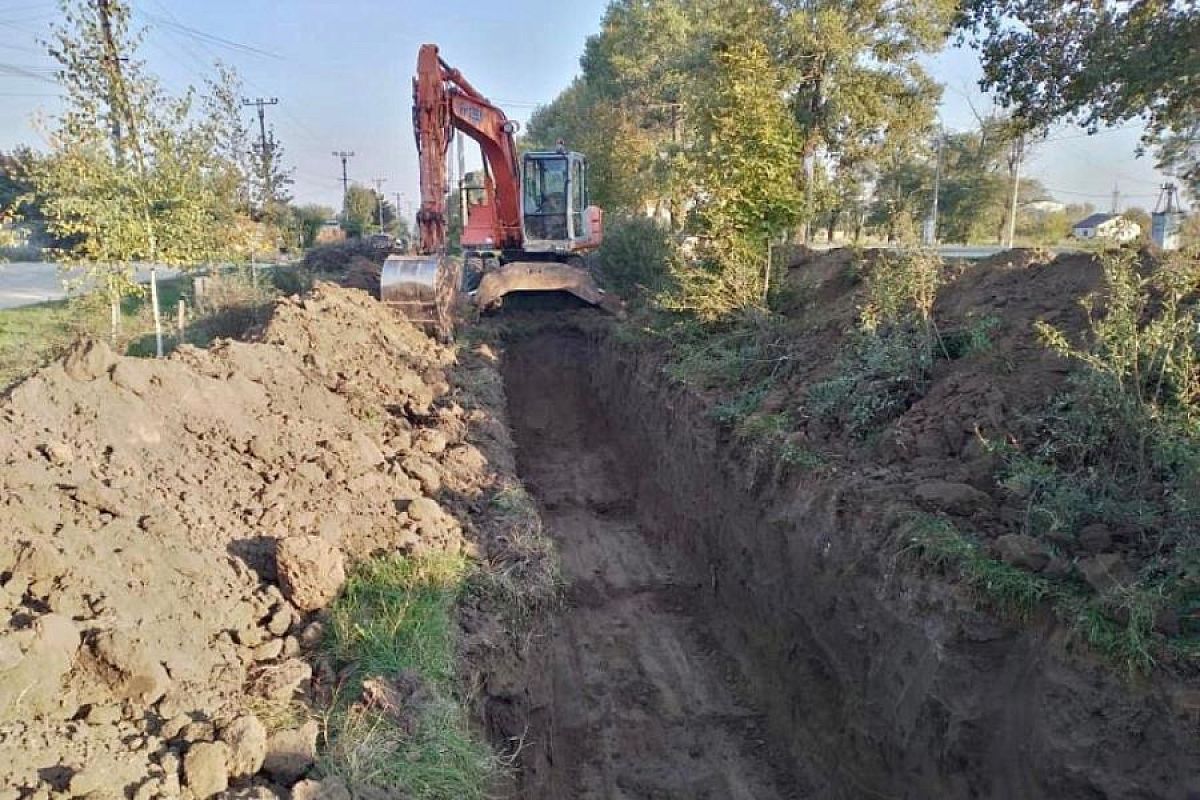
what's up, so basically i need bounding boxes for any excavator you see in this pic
[380,44,617,336]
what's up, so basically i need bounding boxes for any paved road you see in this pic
[806,243,1080,260]
[0,262,181,310]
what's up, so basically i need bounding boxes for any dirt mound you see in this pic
[0,284,492,797]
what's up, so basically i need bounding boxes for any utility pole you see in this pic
[332,151,355,216]
[373,177,388,233]
[924,128,943,247]
[1111,183,1121,214]
[242,97,278,207]
[393,192,406,236]
[1005,133,1025,249]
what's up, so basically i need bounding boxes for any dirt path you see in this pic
[503,330,803,800]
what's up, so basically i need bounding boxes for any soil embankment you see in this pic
[494,302,1197,799]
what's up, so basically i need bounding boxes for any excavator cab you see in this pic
[521,151,602,252]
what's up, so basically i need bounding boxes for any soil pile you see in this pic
[0,285,494,798]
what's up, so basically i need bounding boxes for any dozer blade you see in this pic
[474,261,623,315]
[380,254,461,340]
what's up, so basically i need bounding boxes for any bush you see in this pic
[593,215,678,301]
[991,248,1200,665]
[302,240,385,274]
[803,249,946,438]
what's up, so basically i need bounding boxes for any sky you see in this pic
[0,0,1178,219]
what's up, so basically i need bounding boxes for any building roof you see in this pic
[1073,212,1118,229]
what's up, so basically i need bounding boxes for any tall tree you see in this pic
[340,184,381,238]
[672,2,802,316]
[32,0,251,289]
[957,0,1200,187]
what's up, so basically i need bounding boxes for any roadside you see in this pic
[0,266,303,392]
[0,263,188,311]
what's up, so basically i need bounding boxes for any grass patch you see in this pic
[903,514,1052,621]
[0,265,302,390]
[319,553,500,798]
[466,485,562,628]
[901,513,1179,674]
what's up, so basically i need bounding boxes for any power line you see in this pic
[138,10,282,61]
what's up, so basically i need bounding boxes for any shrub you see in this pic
[302,239,385,274]
[593,214,678,301]
[803,249,946,438]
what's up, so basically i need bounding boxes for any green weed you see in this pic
[319,553,500,798]
[903,513,1177,674]
[903,514,1051,620]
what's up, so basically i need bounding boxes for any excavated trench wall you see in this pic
[500,324,1197,800]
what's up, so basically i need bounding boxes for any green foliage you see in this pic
[593,214,678,299]
[320,553,498,798]
[528,0,952,245]
[806,250,945,437]
[957,0,1200,156]
[904,514,1052,619]
[806,327,934,438]
[29,0,263,291]
[903,514,1169,673]
[669,10,802,316]
[291,204,337,249]
[986,249,1200,670]
[660,313,795,391]
[941,314,1001,360]
[342,185,383,238]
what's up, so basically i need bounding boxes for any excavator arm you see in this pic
[411,44,522,254]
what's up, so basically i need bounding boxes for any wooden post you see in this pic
[177,298,186,339]
[763,242,772,307]
[109,276,120,344]
[150,268,164,358]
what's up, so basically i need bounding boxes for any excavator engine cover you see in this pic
[380,255,461,340]
[474,261,621,314]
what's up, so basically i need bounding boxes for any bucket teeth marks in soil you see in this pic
[503,331,801,800]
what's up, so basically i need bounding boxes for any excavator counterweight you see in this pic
[380,44,618,335]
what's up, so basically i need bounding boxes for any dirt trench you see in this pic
[499,328,819,799]
[493,323,1198,800]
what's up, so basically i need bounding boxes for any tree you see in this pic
[290,203,334,249]
[778,0,953,233]
[957,0,1200,185]
[672,4,802,316]
[341,184,380,238]
[1155,119,1200,200]
[31,0,252,289]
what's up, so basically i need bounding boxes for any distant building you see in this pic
[1151,183,1186,251]
[1071,213,1141,243]
[1025,200,1066,214]
[315,220,346,244]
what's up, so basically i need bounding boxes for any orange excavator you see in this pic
[380,44,616,336]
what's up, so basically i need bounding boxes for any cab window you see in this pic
[523,155,569,240]
[570,158,585,238]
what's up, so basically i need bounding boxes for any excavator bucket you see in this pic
[380,255,461,340]
[473,262,623,315]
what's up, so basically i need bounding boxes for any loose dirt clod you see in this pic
[275,536,346,611]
